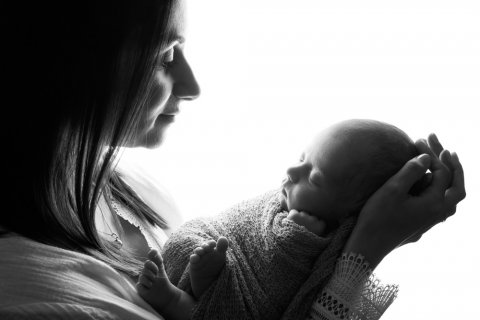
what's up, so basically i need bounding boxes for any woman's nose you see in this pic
[172,51,200,101]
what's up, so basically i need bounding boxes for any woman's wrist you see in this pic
[343,223,392,269]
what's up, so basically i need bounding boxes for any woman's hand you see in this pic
[343,134,466,268]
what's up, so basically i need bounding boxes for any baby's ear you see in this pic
[409,172,432,196]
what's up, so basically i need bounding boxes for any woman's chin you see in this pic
[126,128,168,149]
[141,133,167,149]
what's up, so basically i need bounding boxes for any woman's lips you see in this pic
[157,114,176,123]
[161,110,179,116]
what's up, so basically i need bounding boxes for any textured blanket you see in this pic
[0,235,162,320]
[163,190,356,320]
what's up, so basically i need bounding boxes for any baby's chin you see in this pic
[279,191,337,229]
[292,208,339,233]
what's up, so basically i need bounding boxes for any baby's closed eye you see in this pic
[309,172,323,187]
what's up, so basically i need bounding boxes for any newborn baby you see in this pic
[136,119,417,320]
[280,118,418,235]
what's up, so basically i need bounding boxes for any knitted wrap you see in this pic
[163,190,356,320]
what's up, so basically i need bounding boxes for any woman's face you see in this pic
[129,0,200,149]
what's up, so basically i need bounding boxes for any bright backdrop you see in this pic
[122,1,480,319]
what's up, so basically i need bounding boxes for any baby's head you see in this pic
[280,119,418,228]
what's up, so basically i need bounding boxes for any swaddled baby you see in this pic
[136,119,417,320]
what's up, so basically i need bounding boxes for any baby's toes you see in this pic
[215,237,229,254]
[136,281,149,298]
[202,240,216,252]
[193,246,206,257]
[142,260,158,278]
[147,249,165,269]
[147,249,171,281]
[190,253,201,264]
[137,273,154,289]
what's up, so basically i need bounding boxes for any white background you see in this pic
[123,1,480,319]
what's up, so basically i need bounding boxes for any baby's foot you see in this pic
[189,236,229,299]
[136,249,182,312]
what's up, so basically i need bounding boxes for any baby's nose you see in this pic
[286,167,299,183]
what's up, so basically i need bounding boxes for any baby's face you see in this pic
[280,126,367,224]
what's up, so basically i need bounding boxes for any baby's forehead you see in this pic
[316,125,375,151]
[309,126,381,169]
[326,123,394,150]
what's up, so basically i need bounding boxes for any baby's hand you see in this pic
[287,209,327,236]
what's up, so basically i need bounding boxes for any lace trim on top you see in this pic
[111,199,166,250]
[308,252,398,320]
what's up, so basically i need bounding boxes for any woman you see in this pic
[0,0,465,319]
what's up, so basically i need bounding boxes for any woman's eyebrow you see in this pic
[159,36,185,54]
[167,35,185,45]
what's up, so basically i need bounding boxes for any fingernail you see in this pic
[451,151,459,161]
[417,153,431,166]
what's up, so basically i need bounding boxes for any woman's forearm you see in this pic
[342,223,392,270]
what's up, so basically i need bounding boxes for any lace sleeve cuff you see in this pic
[308,253,398,320]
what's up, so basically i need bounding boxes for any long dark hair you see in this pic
[1,0,175,275]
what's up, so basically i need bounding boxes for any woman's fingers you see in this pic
[415,139,434,157]
[386,153,431,194]
[427,133,444,157]
[439,149,454,171]
[428,149,452,192]
[415,141,452,194]
[444,152,466,209]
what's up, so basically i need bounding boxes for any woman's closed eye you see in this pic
[157,47,175,70]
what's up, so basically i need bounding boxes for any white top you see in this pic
[0,236,164,319]
[115,158,184,236]
[96,158,183,251]
[0,159,182,320]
